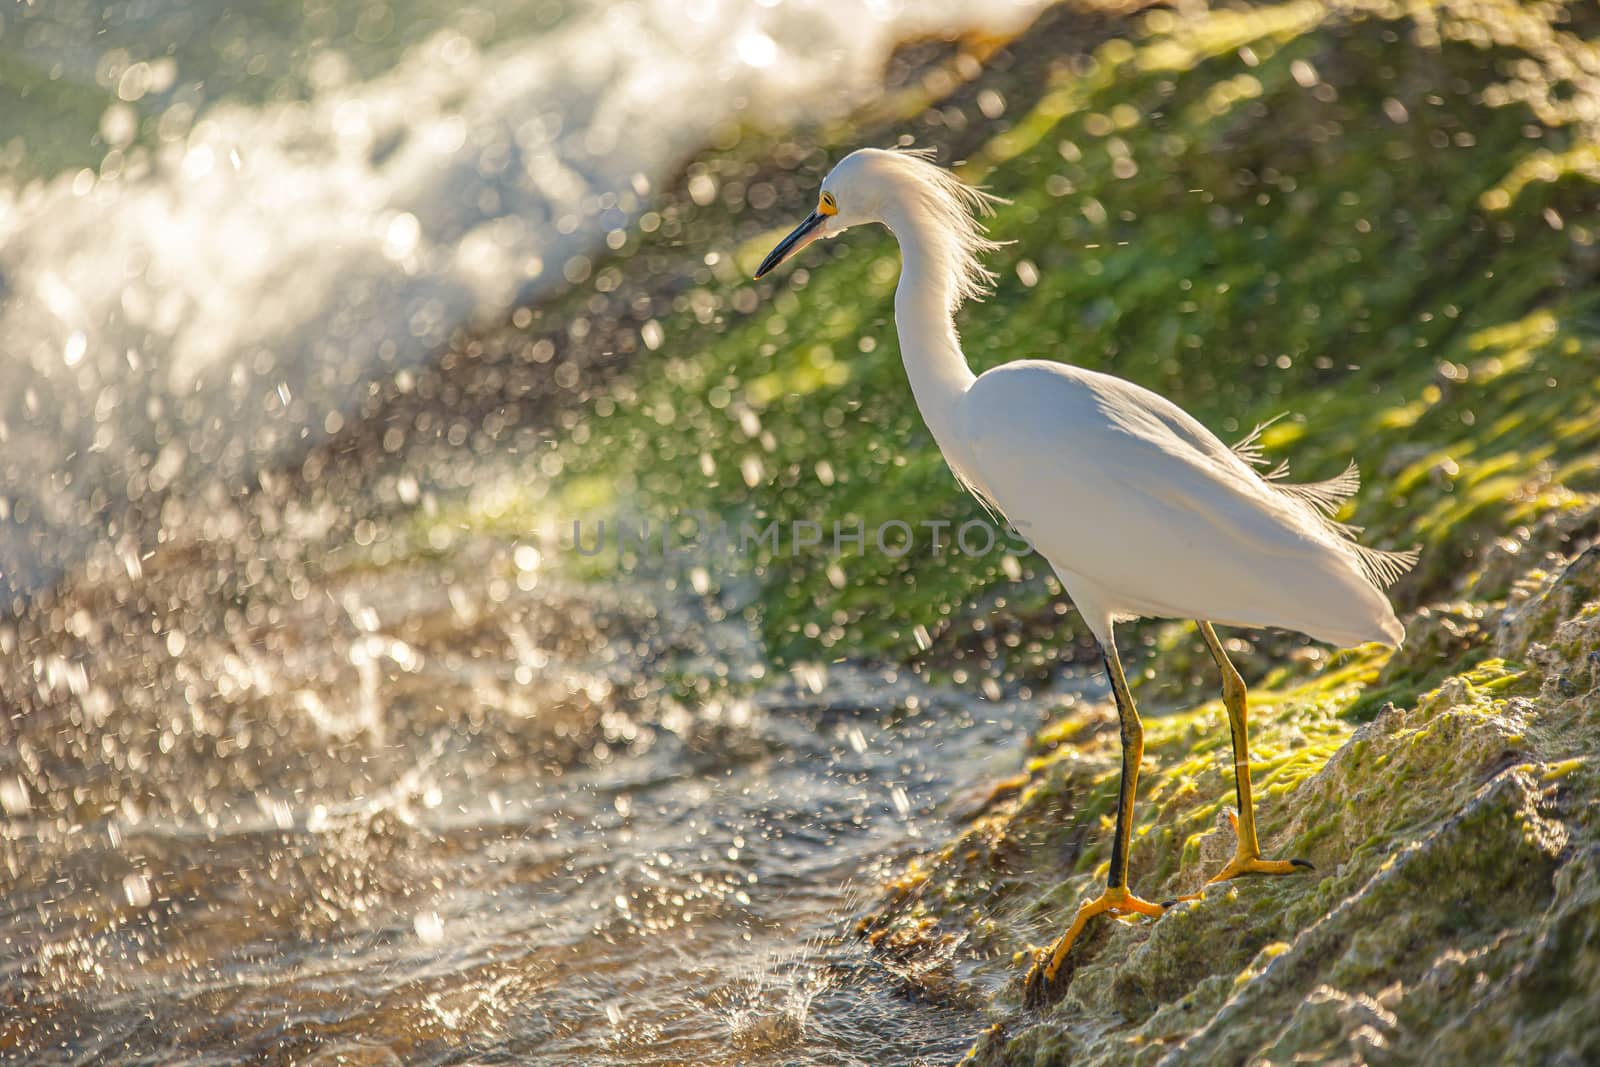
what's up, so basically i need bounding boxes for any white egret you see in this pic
[754,147,1417,1003]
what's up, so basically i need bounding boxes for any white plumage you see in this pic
[959,362,1410,648]
[758,146,1412,649]
[755,146,1416,999]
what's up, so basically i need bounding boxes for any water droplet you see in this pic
[737,32,778,69]
[63,332,86,367]
[123,872,152,909]
[890,785,911,817]
[0,776,31,816]
[384,213,420,260]
[414,912,445,945]
[641,320,664,351]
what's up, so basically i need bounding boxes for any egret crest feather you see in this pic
[863,148,1009,313]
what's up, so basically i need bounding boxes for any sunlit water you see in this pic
[1,4,1067,1059]
[0,0,1045,599]
[3,535,1054,1063]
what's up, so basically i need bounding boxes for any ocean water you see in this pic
[0,0,1045,602]
[3,544,1058,1063]
[0,3,1065,1062]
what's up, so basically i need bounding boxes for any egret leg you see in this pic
[1024,637,1165,1006]
[1196,622,1313,884]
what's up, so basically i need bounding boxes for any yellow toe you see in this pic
[1205,852,1314,885]
[1022,886,1167,1006]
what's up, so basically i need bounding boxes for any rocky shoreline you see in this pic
[7,2,1600,1063]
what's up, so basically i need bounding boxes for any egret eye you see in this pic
[818,192,838,216]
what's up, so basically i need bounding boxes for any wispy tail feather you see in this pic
[1233,419,1418,590]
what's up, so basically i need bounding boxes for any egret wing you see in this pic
[962,362,1325,559]
[959,361,1403,644]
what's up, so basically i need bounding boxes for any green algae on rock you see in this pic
[548,0,1600,678]
[519,0,1600,1061]
[924,548,1599,1065]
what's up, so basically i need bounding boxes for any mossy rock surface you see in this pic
[918,549,1599,1065]
[520,0,1600,1061]
[532,0,1600,671]
[7,1,1600,1062]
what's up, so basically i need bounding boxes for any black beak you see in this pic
[754,211,826,279]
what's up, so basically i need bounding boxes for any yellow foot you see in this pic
[1206,852,1314,883]
[1022,887,1165,1008]
[1204,811,1314,886]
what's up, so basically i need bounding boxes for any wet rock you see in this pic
[1497,544,1600,660]
[887,535,1600,1066]
[1169,768,1565,1063]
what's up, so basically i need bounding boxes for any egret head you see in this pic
[753,148,1004,311]
[752,151,875,280]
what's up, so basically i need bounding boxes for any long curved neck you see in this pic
[888,210,976,462]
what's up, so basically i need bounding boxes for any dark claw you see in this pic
[1022,969,1046,1010]
[1290,858,1316,871]
[1160,898,1178,908]
[1023,956,1073,1010]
